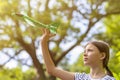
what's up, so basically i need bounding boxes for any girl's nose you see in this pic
[84,51,88,56]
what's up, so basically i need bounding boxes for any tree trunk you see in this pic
[30,53,47,80]
[49,75,56,80]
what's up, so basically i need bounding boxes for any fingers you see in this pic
[40,28,49,34]
[44,28,50,34]
[40,28,56,38]
[49,33,56,37]
[40,28,45,33]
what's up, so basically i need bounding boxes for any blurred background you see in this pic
[0,0,120,80]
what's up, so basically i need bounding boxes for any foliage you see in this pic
[104,15,120,51]
[106,0,120,13]
[0,67,36,80]
[69,53,89,73]
[113,72,120,80]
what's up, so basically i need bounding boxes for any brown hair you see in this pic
[87,40,113,77]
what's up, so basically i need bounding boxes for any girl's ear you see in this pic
[100,52,106,60]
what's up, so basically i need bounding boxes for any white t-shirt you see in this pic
[75,73,115,80]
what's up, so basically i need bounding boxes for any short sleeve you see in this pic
[74,72,89,80]
[103,75,116,80]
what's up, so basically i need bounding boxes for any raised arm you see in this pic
[40,29,75,80]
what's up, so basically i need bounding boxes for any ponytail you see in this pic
[105,66,113,77]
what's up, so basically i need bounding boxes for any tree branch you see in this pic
[55,20,94,65]
[103,11,120,17]
[55,9,120,65]
[1,50,17,66]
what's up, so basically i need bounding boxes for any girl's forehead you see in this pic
[85,43,97,49]
[85,43,94,47]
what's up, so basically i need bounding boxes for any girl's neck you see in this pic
[90,66,106,79]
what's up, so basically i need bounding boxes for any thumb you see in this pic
[49,33,56,37]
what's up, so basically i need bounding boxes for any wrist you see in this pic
[41,39,49,44]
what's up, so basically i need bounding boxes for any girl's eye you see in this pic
[84,49,93,53]
[88,49,93,52]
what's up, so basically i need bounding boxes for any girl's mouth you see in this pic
[84,58,88,61]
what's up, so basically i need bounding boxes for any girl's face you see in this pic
[83,43,104,67]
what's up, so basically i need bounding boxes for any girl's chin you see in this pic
[84,62,89,66]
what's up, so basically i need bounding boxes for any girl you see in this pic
[40,29,115,80]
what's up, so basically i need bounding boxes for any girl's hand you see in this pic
[41,28,55,42]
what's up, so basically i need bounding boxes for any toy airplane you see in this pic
[14,13,59,34]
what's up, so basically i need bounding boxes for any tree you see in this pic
[0,0,120,80]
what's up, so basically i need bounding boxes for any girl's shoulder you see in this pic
[74,72,116,80]
[103,75,116,80]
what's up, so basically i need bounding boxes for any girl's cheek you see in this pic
[88,53,95,57]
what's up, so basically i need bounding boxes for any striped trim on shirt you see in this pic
[74,72,116,80]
